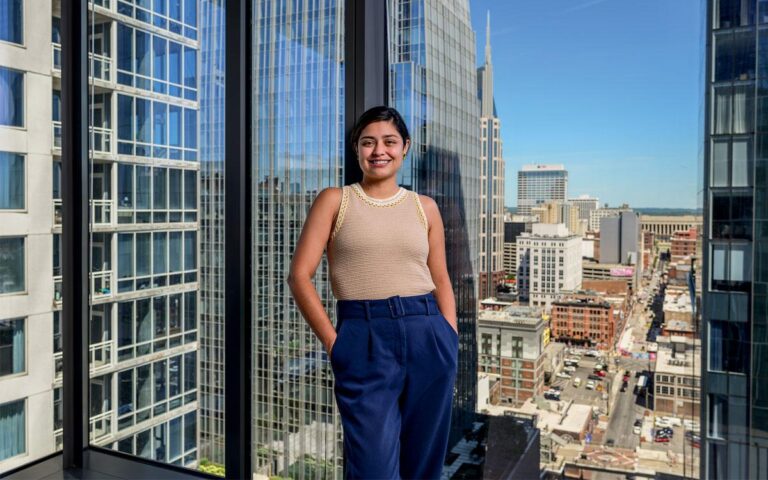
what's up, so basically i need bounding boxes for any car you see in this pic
[654,435,670,443]
[586,380,596,390]
[544,392,561,401]
[563,365,577,373]
[587,374,601,381]
[556,372,572,379]
[573,377,582,387]
[585,350,600,357]
[657,427,673,437]
[655,417,671,428]
[634,419,643,427]
[596,370,606,377]
[633,426,641,435]
[550,385,563,391]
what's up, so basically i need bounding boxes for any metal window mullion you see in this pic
[224,0,253,479]
[61,0,89,469]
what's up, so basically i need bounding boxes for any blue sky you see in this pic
[468,0,704,209]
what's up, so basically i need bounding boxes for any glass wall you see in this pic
[84,0,222,474]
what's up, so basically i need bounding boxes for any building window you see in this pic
[0,237,24,294]
[0,152,23,210]
[711,191,752,239]
[709,320,748,373]
[0,318,23,376]
[0,67,23,127]
[711,242,751,291]
[0,0,22,45]
[0,399,25,460]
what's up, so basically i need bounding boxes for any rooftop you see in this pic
[478,307,544,328]
[655,348,700,377]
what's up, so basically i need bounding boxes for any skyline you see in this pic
[469,0,704,209]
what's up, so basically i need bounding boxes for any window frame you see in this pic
[0,151,25,211]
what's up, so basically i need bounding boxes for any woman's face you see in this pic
[356,120,410,181]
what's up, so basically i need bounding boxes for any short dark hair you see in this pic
[350,106,411,148]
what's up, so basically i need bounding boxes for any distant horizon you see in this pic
[504,206,703,215]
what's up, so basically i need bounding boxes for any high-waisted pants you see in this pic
[330,292,459,480]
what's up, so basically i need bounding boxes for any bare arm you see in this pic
[421,195,458,333]
[287,187,341,354]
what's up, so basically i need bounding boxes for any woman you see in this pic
[288,106,458,480]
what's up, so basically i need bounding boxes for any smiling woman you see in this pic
[288,106,459,479]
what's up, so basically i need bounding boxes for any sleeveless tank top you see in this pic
[328,183,436,300]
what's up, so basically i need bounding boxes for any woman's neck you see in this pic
[358,178,400,199]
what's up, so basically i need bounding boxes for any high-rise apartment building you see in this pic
[516,164,567,216]
[477,13,505,300]
[516,224,582,309]
[531,200,581,235]
[702,2,765,478]
[0,0,201,471]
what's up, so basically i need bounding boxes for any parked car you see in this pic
[633,425,641,435]
[544,392,561,401]
[586,380,596,390]
[556,372,572,379]
[657,427,674,437]
[563,365,577,373]
[585,350,600,357]
[588,374,601,381]
[634,419,643,427]
[573,377,582,387]
[654,417,671,428]
[654,436,670,443]
[550,385,563,391]
[596,370,606,377]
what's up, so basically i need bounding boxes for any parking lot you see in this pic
[548,352,612,409]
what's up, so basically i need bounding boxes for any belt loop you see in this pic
[396,296,404,317]
[424,296,432,315]
[364,301,371,320]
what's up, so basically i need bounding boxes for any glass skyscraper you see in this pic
[388,0,480,452]
[246,0,481,477]
[703,0,768,477]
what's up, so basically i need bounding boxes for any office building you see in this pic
[641,214,703,242]
[599,211,643,288]
[531,200,581,235]
[588,204,632,232]
[477,13,505,300]
[702,3,764,478]
[654,337,701,420]
[670,227,699,260]
[516,164,567,216]
[198,0,225,465]
[569,195,599,222]
[503,220,528,279]
[389,0,480,451]
[0,0,201,471]
[477,306,546,406]
[550,294,618,350]
[516,223,582,308]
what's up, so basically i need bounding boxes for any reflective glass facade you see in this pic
[388,0,480,451]
[703,0,768,477]
[251,1,345,477]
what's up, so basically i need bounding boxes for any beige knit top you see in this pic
[327,183,436,300]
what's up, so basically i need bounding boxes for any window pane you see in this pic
[0,67,23,127]
[0,152,24,209]
[153,167,167,209]
[118,234,134,279]
[153,232,167,274]
[0,237,24,294]
[0,400,25,461]
[0,318,24,376]
[169,232,182,272]
[0,0,22,44]
[136,165,151,209]
[712,140,729,186]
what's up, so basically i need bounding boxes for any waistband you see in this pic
[337,292,438,320]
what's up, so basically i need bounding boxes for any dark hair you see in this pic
[349,106,411,147]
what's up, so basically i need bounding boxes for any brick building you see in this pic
[550,294,617,349]
[670,227,699,260]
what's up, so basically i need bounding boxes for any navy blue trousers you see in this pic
[330,292,458,480]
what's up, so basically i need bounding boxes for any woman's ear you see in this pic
[403,139,411,157]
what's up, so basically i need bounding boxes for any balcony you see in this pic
[52,43,112,83]
[53,271,114,306]
[53,199,114,227]
[53,121,113,155]
[54,341,115,382]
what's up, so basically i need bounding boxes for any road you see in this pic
[604,375,643,449]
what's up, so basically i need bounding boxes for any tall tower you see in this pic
[516,164,567,216]
[702,2,765,478]
[389,0,480,450]
[477,12,505,300]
